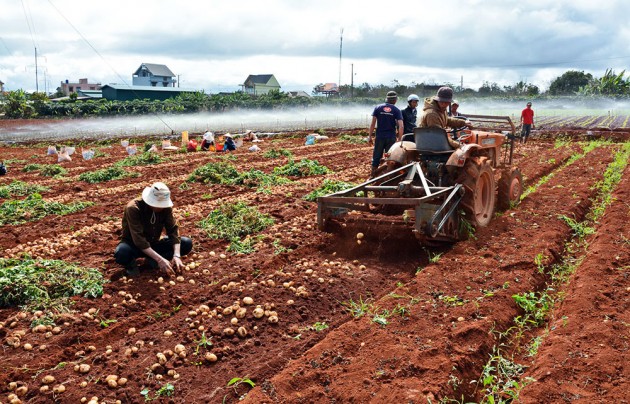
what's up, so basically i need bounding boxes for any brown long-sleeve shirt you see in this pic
[121,198,180,250]
[419,98,467,149]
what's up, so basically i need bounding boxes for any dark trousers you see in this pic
[114,236,193,266]
[371,137,396,168]
[521,124,532,142]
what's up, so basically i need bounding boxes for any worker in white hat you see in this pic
[114,182,193,277]
[402,94,420,135]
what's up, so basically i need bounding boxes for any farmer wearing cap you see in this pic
[114,182,193,277]
[419,86,472,149]
[520,102,535,144]
[368,91,404,178]
[402,94,420,135]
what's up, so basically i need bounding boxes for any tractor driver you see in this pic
[419,86,472,149]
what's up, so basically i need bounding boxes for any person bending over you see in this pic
[114,182,193,277]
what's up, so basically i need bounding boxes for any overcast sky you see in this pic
[1,0,629,94]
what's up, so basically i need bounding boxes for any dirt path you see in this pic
[0,131,628,403]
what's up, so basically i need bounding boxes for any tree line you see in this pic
[1,69,628,119]
[334,69,630,98]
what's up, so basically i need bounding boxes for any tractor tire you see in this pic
[457,159,496,227]
[498,168,523,210]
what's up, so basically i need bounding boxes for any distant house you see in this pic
[132,63,177,87]
[101,84,197,101]
[288,90,310,98]
[241,74,281,95]
[314,83,339,97]
[77,89,102,99]
[60,78,102,96]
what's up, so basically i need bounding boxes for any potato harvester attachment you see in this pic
[317,114,523,243]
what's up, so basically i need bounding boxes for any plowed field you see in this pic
[0,126,628,404]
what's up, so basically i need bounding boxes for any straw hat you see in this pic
[142,182,173,208]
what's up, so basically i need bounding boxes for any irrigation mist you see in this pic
[1,99,629,142]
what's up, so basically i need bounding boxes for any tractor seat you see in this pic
[401,133,415,142]
[414,127,454,154]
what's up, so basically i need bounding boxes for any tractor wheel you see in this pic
[498,168,523,210]
[457,160,496,227]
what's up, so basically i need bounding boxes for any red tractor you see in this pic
[317,115,523,243]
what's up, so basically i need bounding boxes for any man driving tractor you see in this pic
[419,86,472,149]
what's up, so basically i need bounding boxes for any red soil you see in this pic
[0,122,628,403]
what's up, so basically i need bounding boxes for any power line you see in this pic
[0,37,11,55]
[46,0,174,132]
[20,0,38,50]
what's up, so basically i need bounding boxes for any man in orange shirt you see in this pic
[520,102,535,144]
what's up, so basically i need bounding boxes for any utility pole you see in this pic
[351,63,354,99]
[177,75,180,88]
[338,28,343,97]
[35,46,38,92]
[460,75,463,91]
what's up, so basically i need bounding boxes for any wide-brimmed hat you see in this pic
[142,182,173,208]
[433,86,454,103]
[223,133,233,138]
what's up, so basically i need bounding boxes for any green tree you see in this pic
[478,81,504,96]
[578,69,629,96]
[2,90,35,118]
[504,81,539,96]
[548,70,593,95]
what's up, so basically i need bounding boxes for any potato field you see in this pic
[0,119,628,404]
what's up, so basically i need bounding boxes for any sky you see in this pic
[1,0,630,95]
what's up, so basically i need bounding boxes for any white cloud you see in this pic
[1,0,629,93]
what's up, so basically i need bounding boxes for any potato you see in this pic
[223,327,235,336]
[15,385,28,396]
[205,352,218,362]
[156,352,167,365]
[42,375,56,384]
[242,296,254,305]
